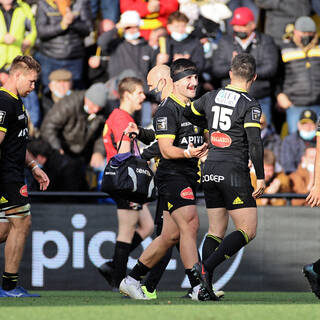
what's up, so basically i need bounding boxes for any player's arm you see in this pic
[183,93,209,129]
[306,134,320,207]
[244,105,265,198]
[25,150,50,191]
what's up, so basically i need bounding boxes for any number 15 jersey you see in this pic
[191,85,262,164]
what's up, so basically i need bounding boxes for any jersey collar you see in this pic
[0,87,18,100]
[225,84,247,93]
[169,93,187,108]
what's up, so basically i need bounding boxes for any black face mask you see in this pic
[235,31,248,39]
[148,87,162,103]
[301,35,314,47]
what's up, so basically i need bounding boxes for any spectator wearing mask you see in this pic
[41,69,73,116]
[277,16,320,134]
[280,109,317,174]
[35,0,93,91]
[40,83,108,170]
[211,7,279,126]
[97,10,155,89]
[251,149,291,206]
[290,147,317,206]
[156,11,205,73]
[120,0,179,40]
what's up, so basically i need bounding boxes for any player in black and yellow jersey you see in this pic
[120,59,214,300]
[0,56,49,298]
[184,53,266,300]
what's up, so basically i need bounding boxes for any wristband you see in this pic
[184,148,192,159]
[31,165,39,171]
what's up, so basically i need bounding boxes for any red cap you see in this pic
[230,7,255,26]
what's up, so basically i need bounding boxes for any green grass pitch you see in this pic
[0,291,319,320]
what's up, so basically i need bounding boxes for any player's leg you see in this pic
[0,214,10,243]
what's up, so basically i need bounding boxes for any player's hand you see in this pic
[32,167,50,191]
[125,122,139,137]
[252,179,265,199]
[306,185,320,207]
[185,143,208,159]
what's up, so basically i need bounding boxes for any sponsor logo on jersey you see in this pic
[181,135,203,145]
[156,117,167,131]
[168,202,173,210]
[18,114,25,120]
[215,90,240,107]
[210,131,232,148]
[0,196,8,203]
[252,108,261,121]
[18,128,28,137]
[233,197,243,205]
[202,174,225,183]
[180,187,195,200]
[181,122,192,127]
[20,185,28,197]
[0,110,6,124]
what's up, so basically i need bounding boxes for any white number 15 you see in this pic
[211,105,233,130]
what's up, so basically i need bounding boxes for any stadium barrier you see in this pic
[0,192,314,292]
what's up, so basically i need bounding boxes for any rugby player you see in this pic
[184,53,265,300]
[304,117,320,299]
[0,56,49,297]
[119,59,213,300]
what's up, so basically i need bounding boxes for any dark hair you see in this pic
[27,139,53,158]
[231,53,256,82]
[167,11,189,25]
[10,55,41,75]
[170,58,197,80]
[118,77,143,101]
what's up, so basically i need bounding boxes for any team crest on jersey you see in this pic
[156,117,167,131]
[0,110,6,124]
[211,131,232,148]
[20,185,28,197]
[180,187,195,200]
[252,108,261,121]
[193,125,199,133]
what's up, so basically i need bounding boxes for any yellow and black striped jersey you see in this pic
[191,85,262,164]
[153,93,205,180]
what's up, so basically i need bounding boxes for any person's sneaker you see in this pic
[141,286,157,299]
[119,277,150,300]
[97,261,114,287]
[191,262,219,301]
[0,287,40,298]
[181,288,193,299]
[303,264,320,299]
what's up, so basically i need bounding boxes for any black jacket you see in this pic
[211,32,279,99]
[36,0,93,59]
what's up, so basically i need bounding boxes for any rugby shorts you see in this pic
[202,160,256,211]
[112,196,142,211]
[156,173,198,214]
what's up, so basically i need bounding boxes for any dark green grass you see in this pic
[0,291,319,320]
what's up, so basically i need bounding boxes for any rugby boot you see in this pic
[303,264,320,299]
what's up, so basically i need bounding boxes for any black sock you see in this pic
[112,241,131,286]
[185,269,200,288]
[129,260,150,281]
[313,258,320,274]
[204,230,249,273]
[144,246,173,292]
[202,234,222,261]
[130,232,143,252]
[2,272,18,291]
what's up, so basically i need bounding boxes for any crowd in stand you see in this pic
[3,0,320,205]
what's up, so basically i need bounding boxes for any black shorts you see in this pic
[112,196,142,211]
[0,182,29,211]
[202,161,256,211]
[156,173,198,214]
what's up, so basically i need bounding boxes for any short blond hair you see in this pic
[10,55,41,75]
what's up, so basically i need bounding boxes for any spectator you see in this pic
[35,0,93,91]
[156,11,205,73]
[97,10,155,89]
[276,16,320,134]
[260,112,282,162]
[280,109,317,174]
[41,69,73,116]
[255,0,312,47]
[290,147,317,206]
[90,0,119,22]
[40,82,108,170]
[27,139,88,191]
[0,0,37,70]
[251,149,291,206]
[120,0,179,40]
[211,7,279,125]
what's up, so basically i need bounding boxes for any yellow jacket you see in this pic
[0,0,37,69]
